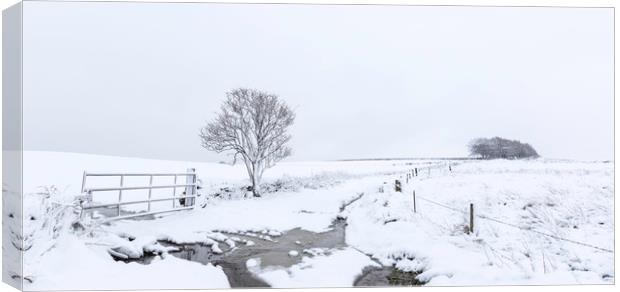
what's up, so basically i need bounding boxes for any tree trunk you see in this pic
[251,163,261,197]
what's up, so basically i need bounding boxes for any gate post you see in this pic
[413,190,416,213]
[469,203,474,234]
[184,168,197,207]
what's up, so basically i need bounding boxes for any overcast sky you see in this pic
[22,1,613,162]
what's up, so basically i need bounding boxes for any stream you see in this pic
[120,193,423,287]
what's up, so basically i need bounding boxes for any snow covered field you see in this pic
[7,151,614,289]
[345,159,614,285]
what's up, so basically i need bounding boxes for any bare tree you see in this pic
[200,88,295,197]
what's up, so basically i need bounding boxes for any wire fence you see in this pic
[392,163,614,254]
[416,194,613,253]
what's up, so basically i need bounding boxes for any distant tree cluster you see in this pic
[468,137,539,159]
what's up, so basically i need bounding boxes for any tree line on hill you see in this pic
[469,137,539,159]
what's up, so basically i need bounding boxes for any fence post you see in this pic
[413,190,417,213]
[81,171,87,194]
[88,190,95,219]
[469,203,474,234]
[118,175,124,216]
[80,171,88,219]
[147,175,153,212]
[172,175,178,208]
[394,180,402,192]
[184,168,197,207]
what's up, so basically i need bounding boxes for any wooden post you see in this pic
[81,171,87,194]
[191,168,197,207]
[469,203,474,234]
[88,190,94,220]
[147,175,153,212]
[184,168,197,207]
[80,171,89,219]
[413,190,417,213]
[118,175,124,216]
[172,175,177,208]
[394,180,402,192]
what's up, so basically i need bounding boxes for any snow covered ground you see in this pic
[345,159,614,285]
[9,151,614,289]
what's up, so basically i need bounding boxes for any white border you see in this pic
[1,1,617,292]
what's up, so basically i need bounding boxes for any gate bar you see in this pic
[84,184,196,192]
[101,206,195,222]
[82,195,197,209]
[85,172,195,177]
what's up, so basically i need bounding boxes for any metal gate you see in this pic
[80,168,197,221]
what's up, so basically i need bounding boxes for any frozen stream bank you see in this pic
[125,217,423,287]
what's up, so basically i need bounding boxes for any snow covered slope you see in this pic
[23,151,429,195]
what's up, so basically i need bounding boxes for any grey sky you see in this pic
[22,1,614,162]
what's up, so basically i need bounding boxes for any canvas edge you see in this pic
[2,1,24,291]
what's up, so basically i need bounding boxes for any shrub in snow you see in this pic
[3,182,23,285]
[199,172,353,206]
[19,186,82,282]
